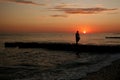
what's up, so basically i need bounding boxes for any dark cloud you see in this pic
[3,0,45,6]
[51,14,67,17]
[53,7,117,14]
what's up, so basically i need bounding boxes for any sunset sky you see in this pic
[0,0,120,33]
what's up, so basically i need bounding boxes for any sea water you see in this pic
[0,33,120,45]
[0,33,120,80]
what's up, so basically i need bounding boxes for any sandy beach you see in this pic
[82,59,120,80]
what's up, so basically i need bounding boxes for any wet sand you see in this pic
[82,59,120,80]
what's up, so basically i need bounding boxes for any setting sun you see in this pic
[83,30,86,34]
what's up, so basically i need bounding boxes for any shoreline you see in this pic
[81,59,120,80]
[0,51,120,80]
[1,55,120,80]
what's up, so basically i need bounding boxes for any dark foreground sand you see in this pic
[82,59,120,80]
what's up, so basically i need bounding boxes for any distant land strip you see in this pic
[106,37,120,39]
[4,42,120,53]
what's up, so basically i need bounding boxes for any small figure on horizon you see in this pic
[75,31,80,45]
[75,30,80,58]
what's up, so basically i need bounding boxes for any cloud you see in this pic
[55,3,76,8]
[2,0,45,6]
[53,7,117,14]
[51,14,67,17]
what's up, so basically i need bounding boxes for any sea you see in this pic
[0,33,120,80]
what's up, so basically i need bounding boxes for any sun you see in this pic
[83,30,86,34]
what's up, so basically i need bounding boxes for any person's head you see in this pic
[76,31,79,33]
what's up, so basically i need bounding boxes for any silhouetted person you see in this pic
[75,31,80,57]
[75,31,80,45]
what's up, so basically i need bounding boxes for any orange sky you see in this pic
[0,0,120,33]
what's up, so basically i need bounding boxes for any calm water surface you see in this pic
[0,33,120,46]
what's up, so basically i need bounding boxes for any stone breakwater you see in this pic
[5,42,120,53]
